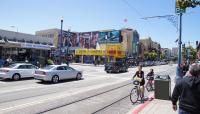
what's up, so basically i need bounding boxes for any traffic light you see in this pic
[176,0,196,9]
[176,0,182,8]
[184,0,196,8]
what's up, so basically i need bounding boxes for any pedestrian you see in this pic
[182,61,189,76]
[171,63,200,114]
[6,56,12,66]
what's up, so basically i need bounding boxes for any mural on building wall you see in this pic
[58,30,121,49]
[62,31,78,47]
[78,32,98,49]
[98,30,121,44]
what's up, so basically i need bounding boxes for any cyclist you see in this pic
[132,65,145,102]
[147,69,154,81]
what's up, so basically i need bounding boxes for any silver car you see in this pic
[0,63,38,80]
[34,65,83,83]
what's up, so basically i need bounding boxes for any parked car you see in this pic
[0,63,38,80]
[34,65,82,83]
[105,61,128,73]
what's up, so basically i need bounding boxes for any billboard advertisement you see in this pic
[62,31,78,47]
[98,30,121,44]
[78,32,98,49]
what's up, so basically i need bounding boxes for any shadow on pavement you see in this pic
[36,78,84,85]
[0,77,34,82]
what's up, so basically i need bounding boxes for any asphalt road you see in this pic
[0,64,177,114]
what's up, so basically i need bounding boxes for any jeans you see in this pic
[179,108,190,114]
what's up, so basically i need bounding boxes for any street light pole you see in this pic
[66,29,70,66]
[176,13,183,82]
[60,17,63,64]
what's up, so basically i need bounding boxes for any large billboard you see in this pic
[98,30,121,44]
[62,31,79,47]
[78,32,98,49]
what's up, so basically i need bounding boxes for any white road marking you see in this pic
[0,79,129,112]
[0,81,6,84]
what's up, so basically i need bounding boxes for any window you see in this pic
[26,65,32,69]
[66,67,75,71]
[31,65,38,69]
[18,65,27,69]
[57,66,66,70]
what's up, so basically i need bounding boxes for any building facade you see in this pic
[139,37,161,60]
[36,28,139,63]
[171,47,178,57]
[0,29,54,66]
[161,48,172,60]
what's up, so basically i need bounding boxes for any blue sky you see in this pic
[0,0,200,48]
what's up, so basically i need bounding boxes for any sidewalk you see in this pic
[139,99,177,114]
[127,97,177,114]
[127,77,177,114]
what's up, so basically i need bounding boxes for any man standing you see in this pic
[172,64,200,114]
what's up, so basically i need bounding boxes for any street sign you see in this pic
[176,7,186,13]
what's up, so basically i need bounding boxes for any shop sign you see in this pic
[21,43,51,50]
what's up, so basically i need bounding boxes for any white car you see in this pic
[34,65,83,83]
[0,63,38,80]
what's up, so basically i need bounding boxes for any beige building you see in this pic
[139,37,161,60]
[36,28,60,48]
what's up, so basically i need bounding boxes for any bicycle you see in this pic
[145,76,155,92]
[130,80,144,104]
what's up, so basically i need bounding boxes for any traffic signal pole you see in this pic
[176,13,183,82]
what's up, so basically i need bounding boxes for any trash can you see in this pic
[154,75,171,100]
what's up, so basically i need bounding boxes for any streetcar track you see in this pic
[0,65,175,113]
[92,68,175,114]
[39,67,175,113]
[92,94,130,114]
[38,82,132,113]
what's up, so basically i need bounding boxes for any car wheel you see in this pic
[76,73,82,80]
[12,74,21,81]
[52,75,59,83]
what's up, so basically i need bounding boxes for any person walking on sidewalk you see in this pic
[171,63,200,114]
[133,65,145,103]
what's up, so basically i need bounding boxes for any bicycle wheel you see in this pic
[146,82,151,92]
[130,87,139,104]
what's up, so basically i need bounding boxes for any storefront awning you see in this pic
[21,43,54,50]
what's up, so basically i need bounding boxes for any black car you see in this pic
[105,61,128,73]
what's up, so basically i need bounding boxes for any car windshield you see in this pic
[43,65,55,70]
[7,64,18,68]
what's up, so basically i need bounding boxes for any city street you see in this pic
[0,64,176,114]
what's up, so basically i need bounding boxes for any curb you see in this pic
[127,93,154,114]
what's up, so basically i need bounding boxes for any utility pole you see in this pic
[175,0,200,82]
[60,17,63,65]
[177,13,183,81]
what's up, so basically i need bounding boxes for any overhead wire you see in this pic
[120,0,162,38]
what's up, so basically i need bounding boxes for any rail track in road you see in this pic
[92,68,176,114]
[39,82,132,113]
[40,67,175,114]
[0,65,176,114]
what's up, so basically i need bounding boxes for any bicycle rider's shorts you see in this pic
[140,79,145,86]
